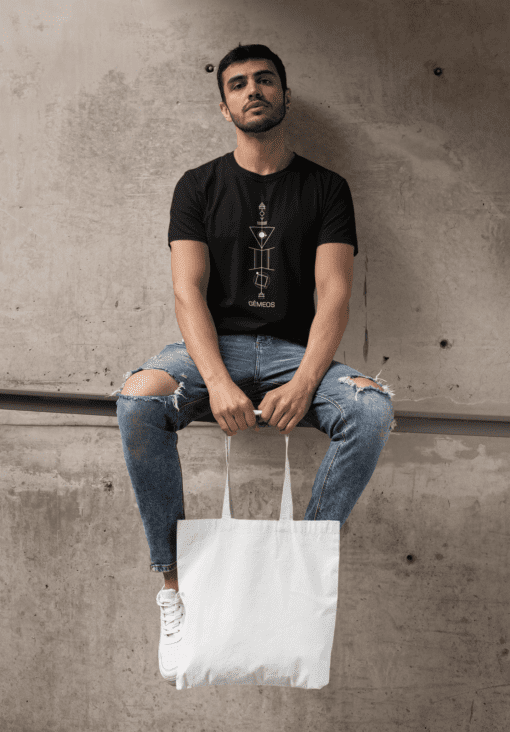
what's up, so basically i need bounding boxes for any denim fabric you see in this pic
[113,335,395,573]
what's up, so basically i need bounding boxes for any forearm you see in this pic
[292,299,350,392]
[175,292,233,389]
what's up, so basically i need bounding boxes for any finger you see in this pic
[271,414,285,428]
[224,419,237,436]
[259,409,272,423]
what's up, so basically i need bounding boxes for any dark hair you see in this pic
[217,43,288,105]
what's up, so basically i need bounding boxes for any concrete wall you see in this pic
[1,0,509,730]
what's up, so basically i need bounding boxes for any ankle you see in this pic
[163,570,178,592]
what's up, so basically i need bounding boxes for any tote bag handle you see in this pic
[221,410,293,523]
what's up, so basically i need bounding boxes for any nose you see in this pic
[247,82,265,98]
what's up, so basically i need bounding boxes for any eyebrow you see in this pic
[226,70,277,87]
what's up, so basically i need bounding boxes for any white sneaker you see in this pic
[156,587,185,685]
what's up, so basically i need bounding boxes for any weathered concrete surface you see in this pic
[1,424,509,731]
[1,0,509,415]
[1,0,510,729]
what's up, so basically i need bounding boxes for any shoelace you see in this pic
[159,596,184,636]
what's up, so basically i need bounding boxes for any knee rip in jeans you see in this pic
[338,370,397,432]
[110,370,187,412]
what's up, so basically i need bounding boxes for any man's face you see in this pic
[220,59,290,134]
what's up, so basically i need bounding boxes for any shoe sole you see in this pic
[159,653,179,685]
[159,640,180,685]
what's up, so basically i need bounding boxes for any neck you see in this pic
[234,145,294,175]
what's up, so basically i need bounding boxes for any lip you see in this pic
[247,102,267,111]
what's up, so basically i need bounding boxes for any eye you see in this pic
[232,78,272,90]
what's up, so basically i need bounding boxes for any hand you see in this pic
[208,381,259,437]
[258,380,315,435]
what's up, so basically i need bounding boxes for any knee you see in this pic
[121,369,179,396]
[343,375,394,429]
[350,377,385,393]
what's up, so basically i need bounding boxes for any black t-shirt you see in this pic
[168,151,358,348]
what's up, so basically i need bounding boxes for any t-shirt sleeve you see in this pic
[168,171,207,250]
[317,177,358,257]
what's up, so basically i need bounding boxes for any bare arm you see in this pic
[175,293,258,435]
[175,292,233,389]
[171,239,233,389]
[171,239,257,435]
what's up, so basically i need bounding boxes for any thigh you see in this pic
[111,339,201,398]
[306,361,395,437]
[112,336,259,427]
[251,340,394,433]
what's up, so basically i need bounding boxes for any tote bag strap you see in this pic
[221,410,293,522]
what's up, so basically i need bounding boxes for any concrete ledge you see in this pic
[0,389,509,437]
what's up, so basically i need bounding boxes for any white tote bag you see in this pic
[174,412,340,690]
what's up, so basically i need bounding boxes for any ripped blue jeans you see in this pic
[113,335,396,573]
